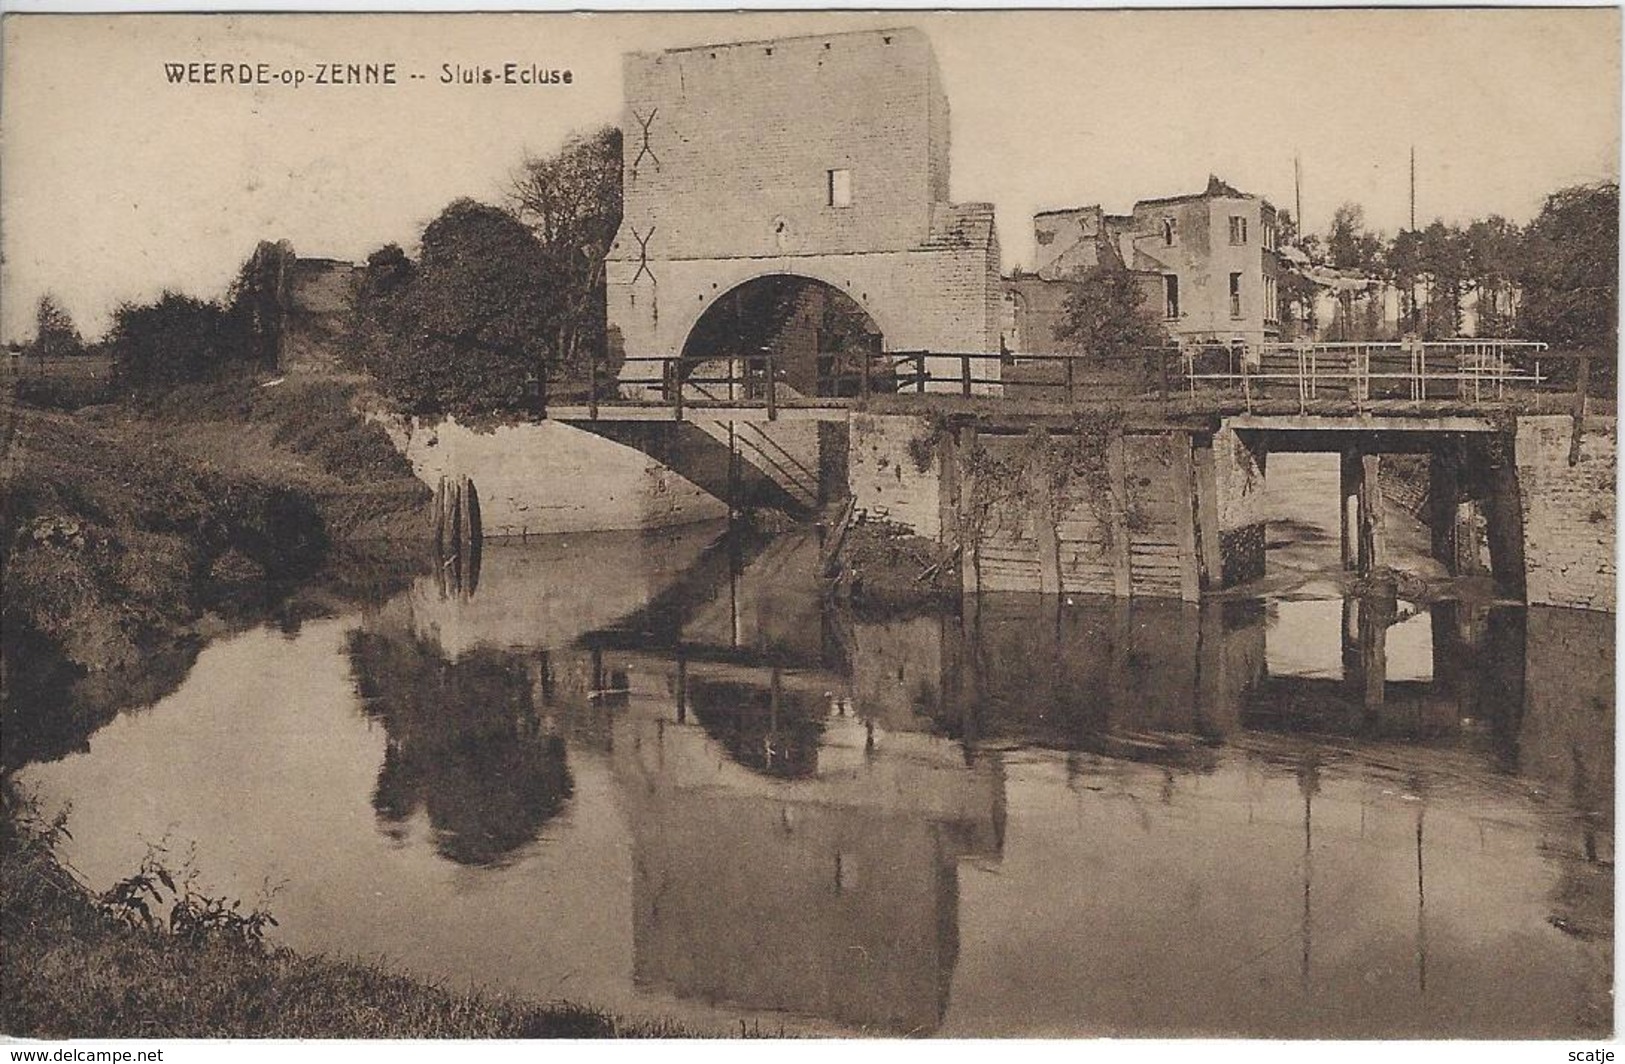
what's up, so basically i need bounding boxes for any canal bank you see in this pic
[0,379,433,769]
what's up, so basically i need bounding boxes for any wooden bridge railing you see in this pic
[554,340,1602,421]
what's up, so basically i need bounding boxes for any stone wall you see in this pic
[279,258,358,374]
[848,412,942,538]
[383,415,728,536]
[615,29,945,262]
[1515,415,1616,612]
[607,27,1001,387]
[1210,423,1267,586]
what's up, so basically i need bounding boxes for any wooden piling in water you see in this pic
[1192,442,1222,590]
[1339,450,1360,571]
[1428,449,1462,573]
[1358,454,1386,573]
[1171,434,1201,602]
[1033,444,1062,595]
[1106,435,1132,598]
[432,477,447,555]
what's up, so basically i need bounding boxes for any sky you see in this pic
[2,8,1619,341]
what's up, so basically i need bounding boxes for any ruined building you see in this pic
[606,28,1004,395]
[1011,176,1286,355]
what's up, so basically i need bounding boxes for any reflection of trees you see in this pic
[686,675,824,779]
[347,629,572,867]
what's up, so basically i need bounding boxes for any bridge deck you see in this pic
[549,402,852,422]
[553,340,1599,429]
[1225,413,1500,433]
[549,394,1600,431]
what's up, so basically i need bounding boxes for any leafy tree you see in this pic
[356,243,416,306]
[1054,264,1168,359]
[1326,203,1383,273]
[1462,216,1522,337]
[1386,228,1426,335]
[31,294,83,360]
[355,199,554,417]
[1321,204,1388,341]
[1276,208,1300,247]
[1416,221,1471,339]
[106,293,238,387]
[1278,268,1319,339]
[1517,182,1618,350]
[509,126,623,379]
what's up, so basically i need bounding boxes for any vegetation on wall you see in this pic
[103,241,295,391]
[958,409,1128,557]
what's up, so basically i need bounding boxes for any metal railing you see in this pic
[1179,339,1552,412]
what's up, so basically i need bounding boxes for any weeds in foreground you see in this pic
[0,783,724,1038]
[101,841,280,950]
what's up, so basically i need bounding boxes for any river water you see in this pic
[15,456,1614,1037]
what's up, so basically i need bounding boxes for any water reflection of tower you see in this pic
[610,677,1005,1034]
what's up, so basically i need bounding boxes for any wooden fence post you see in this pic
[1570,353,1590,466]
[588,352,600,421]
[1358,453,1387,572]
[766,350,777,420]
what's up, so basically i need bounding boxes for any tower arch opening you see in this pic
[679,274,895,399]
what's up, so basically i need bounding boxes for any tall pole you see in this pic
[1294,154,1303,233]
[1404,143,1417,331]
[1409,146,1416,232]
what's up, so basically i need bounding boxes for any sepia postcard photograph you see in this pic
[0,4,1618,1051]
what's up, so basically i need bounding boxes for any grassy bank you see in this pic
[0,788,705,1038]
[0,377,431,768]
[109,374,432,541]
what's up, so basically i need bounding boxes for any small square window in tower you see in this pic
[828,169,852,208]
[1229,216,1248,245]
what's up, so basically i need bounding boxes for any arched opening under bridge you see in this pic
[679,275,895,399]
